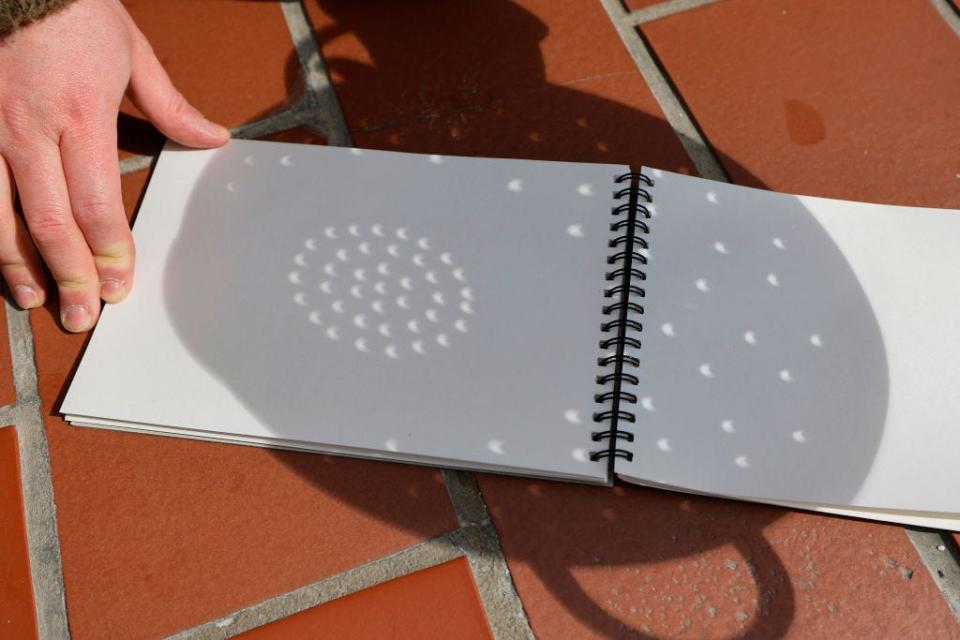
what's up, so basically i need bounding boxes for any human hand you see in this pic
[0,0,229,331]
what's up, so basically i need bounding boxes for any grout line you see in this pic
[119,153,156,177]
[929,0,960,37]
[597,0,728,181]
[0,403,13,426]
[165,530,470,639]
[625,0,723,25]
[442,471,535,639]
[4,296,71,639]
[279,0,353,146]
[906,528,960,619]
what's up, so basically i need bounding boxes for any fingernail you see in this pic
[12,285,38,309]
[201,118,230,140]
[100,278,127,302]
[62,304,92,332]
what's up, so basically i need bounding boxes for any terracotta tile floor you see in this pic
[1,0,958,637]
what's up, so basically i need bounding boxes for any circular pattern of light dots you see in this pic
[288,225,474,358]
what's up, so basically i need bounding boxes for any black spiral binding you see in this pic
[591,171,653,477]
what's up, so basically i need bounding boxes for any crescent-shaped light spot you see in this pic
[350,285,363,299]
[280,155,294,167]
[429,154,444,164]
[699,363,714,378]
[810,334,823,347]
[773,237,786,250]
[735,455,750,469]
[460,301,474,315]
[293,292,308,306]
[436,333,451,348]
[744,331,757,345]
[400,277,413,291]
[374,282,387,295]
[721,419,736,434]
[308,311,323,325]
[432,292,445,305]
[325,326,340,340]
[332,300,345,313]
[323,263,337,277]
[226,182,236,193]
[407,319,420,334]
[378,323,392,337]
[452,268,467,282]
[348,224,361,237]
[566,224,585,238]
[656,438,672,452]
[439,252,453,265]
[371,300,385,314]
[713,241,728,254]
[376,262,390,276]
[460,287,474,301]
[417,237,430,250]
[779,369,793,383]
[305,238,319,251]
[767,273,781,287]
[563,409,581,424]
[487,439,505,455]
[349,148,364,156]
[640,397,655,412]
[576,183,594,196]
[660,322,675,337]
[571,448,589,462]
[396,228,409,241]
[387,244,400,257]
[411,340,426,355]
[293,253,308,267]
[243,155,255,166]
[695,278,710,293]
[507,179,523,192]
[319,281,334,295]
[412,254,426,268]
[792,430,807,443]
[288,271,303,285]
[336,248,350,262]
[324,227,338,240]
[454,319,468,333]
[385,344,399,359]
[358,242,372,255]
[425,308,439,323]
[384,438,399,452]
[371,224,384,237]
[353,314,366,329]
[396,296,409,309]
[354,338,368,352]
[425,271,438,284]
[353,268,366,282]
[705,191,718,204]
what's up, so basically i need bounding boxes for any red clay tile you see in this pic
[237,558,492,639]
[36,170,457,639]
[305,0,691,172]
[117,0,301,158]
[640,0,960,208]
[478,476,958,639]
[0,304,13,407]
[0,426,38,639]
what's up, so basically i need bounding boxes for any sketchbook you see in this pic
[62,140,960,530]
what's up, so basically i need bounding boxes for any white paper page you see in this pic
[617,168,960,515]
[62,140,628,483]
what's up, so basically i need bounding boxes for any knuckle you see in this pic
[0,100,35,143]
[62,87,107,126]
[26,205,71,242]
[56,275,97,292]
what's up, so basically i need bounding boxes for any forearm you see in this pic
[1,0,75,36]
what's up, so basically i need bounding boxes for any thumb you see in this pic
[127,30,230,148]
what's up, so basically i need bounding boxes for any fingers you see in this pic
[8,144,100,332]
[0,156,46,309]
[60,118,134,304]
[127,28,229,148]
